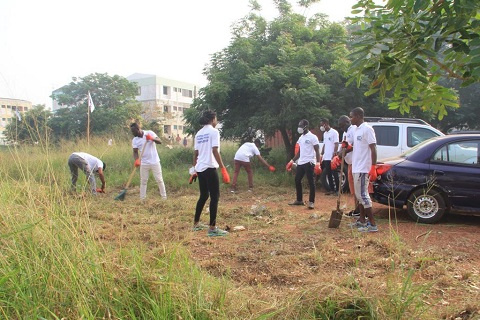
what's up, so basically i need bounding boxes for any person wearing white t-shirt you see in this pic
[338,115,359,217]
[130,122,167,200]
[286,119,321,209]
[231,138,276,192]
[192,110,230,237]
[350,107,378,232]
[68,152,106,195]
[320,118,340,195]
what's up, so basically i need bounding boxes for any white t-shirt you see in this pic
[297,131,320,165]
[73,152,103,173]
[194,124,220,172]
[323,128,339,161]
[352,122,377,173]
[342,124,357,165]
[234,142,260,162]
[132,130,160,165]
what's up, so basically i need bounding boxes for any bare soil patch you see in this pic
[94,185,480,319]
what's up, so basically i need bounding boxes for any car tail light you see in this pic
[376,163,392,176]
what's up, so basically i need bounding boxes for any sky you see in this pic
[0,0,361,108]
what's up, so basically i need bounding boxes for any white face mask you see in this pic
[297,127,304,134]
[319,126,326,132]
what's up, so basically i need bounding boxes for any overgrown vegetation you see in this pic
[0,138,478,319]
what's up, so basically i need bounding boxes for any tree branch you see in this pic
[429,56,466,81]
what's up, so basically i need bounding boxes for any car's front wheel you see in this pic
[407,188,447,223]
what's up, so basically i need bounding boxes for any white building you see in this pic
[127,73,197,140]
[0,98,32,145]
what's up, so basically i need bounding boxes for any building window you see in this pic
[182,89,193,98]
[163,86,169,95]
[7,105,11,109]
[164,105,169,112]
[173,125,177,130]
[178,125,183,130]
[1,105,5,108]
[24,107,28,111]
[173,106,177,111]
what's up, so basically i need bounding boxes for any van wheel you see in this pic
[407,188,446,223]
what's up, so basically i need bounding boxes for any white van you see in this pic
[366,117,444,160]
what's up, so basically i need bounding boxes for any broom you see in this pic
[114,140,148,201]
[328,146,346,228]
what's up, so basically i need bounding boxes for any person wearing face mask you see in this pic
[286,119,321,209]
[319,118,340,195]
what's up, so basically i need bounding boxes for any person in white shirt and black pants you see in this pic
[192,110,231,237]
[320,118,340,195]
[286,119,322,210]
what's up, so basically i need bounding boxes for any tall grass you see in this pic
[0,137,450,319]
[0,140,238,319]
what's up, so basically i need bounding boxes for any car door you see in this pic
[429,139,480,210]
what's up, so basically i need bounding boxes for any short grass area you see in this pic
[0,138,479,319]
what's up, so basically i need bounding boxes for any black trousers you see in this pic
[195,168,220,226]
[295,162,315,203]
[322,160,339,192]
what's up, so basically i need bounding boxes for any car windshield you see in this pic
[401,137,439,158]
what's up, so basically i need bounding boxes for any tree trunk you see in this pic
[280,128,294,161]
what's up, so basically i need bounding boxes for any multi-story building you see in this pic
[127,73,197,140]
[0,98,32,144]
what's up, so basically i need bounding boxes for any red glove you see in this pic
[331,156,341,170]
[134,158,141,167]
[286,160,294,171]
[221,167,230,184]
[314,162,322,175]
[189,173,198,184]
[369,165,378,181]
[145,134,154,141]
[96,188,105,193]
[269,166,276,172]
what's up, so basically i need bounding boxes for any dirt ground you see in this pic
[96,185,480,319]
[187,187,480,319]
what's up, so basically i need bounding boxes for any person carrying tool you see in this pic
[130,122,167,200]
[286,119,322,210]
[338,115,359,217]
[320,118,340,195]
[192,110,230,237]
[231,138,275,193]
[68,152,106,195]
[348,107,378,232]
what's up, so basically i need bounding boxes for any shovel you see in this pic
[114,140,148,201]
[328,147,346,228]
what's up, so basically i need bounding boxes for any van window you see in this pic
[372,126,399,146]
[407,127,439,147]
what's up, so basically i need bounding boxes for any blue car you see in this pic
[372,134,480,223]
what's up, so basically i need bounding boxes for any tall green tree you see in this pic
[50,73,141,139]
[187,0,362,158]
[4,105,51,144]
[349,0,480,119]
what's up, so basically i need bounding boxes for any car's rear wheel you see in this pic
[407,188,447,223]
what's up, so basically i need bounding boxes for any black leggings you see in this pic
[194,168,220,226]
[295,162,315,203]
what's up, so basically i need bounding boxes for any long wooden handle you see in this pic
[336,143,347,208]
[124,139,148,189]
